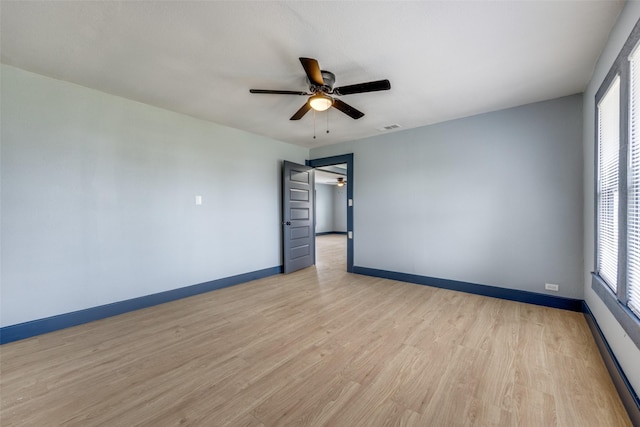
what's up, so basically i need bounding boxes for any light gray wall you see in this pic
[582,1,640,395]
[311,94,584,300]
[333,185,347,232]
[315,183,347,234]
[315,183,334,233]
[1,65,308,327]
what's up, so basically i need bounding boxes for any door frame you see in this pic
[307,153,354,273]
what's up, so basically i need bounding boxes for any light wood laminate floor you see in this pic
[0,234,632,426]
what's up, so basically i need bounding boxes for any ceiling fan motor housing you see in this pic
[308,70,335,93]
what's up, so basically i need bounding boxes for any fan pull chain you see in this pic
[326,109,330,134]
[313,110,316,139]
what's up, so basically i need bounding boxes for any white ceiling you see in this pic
[315,169,346,186]
[0,1,624,148]
[316,164,347,185]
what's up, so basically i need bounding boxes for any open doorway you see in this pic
[307,154,354,272]
[314,164,348,271]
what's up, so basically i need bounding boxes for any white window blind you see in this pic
[597,75,620,291]
[628,45,640,317]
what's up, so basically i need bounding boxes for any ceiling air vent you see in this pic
[378,124,401,132]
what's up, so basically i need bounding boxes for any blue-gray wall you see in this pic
[312,94,584,300]
[333,185,347,233]
[0,64,308,328]
[582,1,640,395]
[315,183,334,233]
[315,183,347,234]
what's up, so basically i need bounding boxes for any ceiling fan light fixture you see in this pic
[309,93,333,111]
[337,177,346,187]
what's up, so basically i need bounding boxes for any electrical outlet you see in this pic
[545,283,559,292]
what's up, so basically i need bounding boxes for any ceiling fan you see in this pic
[250,57,391,121]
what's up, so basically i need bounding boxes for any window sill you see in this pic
[591,273,640,350]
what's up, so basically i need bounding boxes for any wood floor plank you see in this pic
[0,234,632,426]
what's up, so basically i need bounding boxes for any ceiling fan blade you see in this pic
[299,57,325,87]
[334,79,391,96]
[290,102,312,120]
[250,89,308,95]
[332,99,364,119]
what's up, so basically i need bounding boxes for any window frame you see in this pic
[592,19,640,349]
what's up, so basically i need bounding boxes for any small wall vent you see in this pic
[378,124,401,132]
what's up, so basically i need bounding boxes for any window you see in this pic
[629,44,640,318]
[597,76,620,292]
[593,20,640,347]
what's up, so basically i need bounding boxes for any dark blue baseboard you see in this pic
[352,266,583,311]
[0,265,283,345]
[583,302,640,425]
[315,231,348,236]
